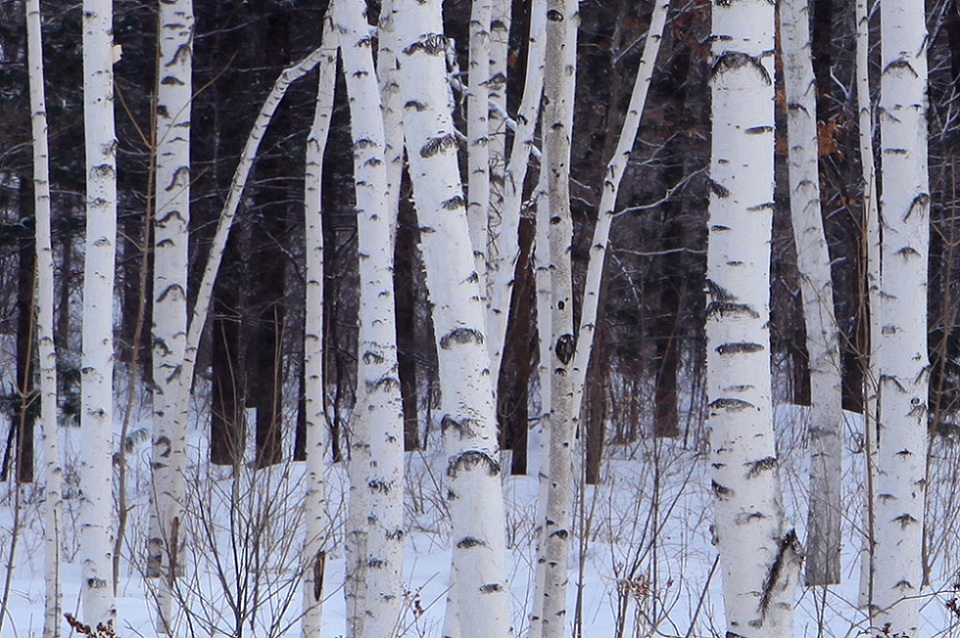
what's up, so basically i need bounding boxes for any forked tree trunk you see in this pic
[873,3,929,633]
[336,0,406,634]
[301,19,337,638]
[26,0,63,632]
[707,1,799,635]
[147,0,194,629]
[79,0,118,627]
[779,0,843,587]
[394,1,512,635]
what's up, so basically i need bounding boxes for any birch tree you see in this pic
[147,0,194,629]
[335,0,406,634]
[26,1,62,634]
[302,20,338,638]
[536,0,578,635]
[779,0,843,586]
[873,2,929,632]
[79,0,118,627]
[706,1,800,635]
[394,0,512,634]
[567,0,669,427]
[466,0,492,283]
[855,0,881,609]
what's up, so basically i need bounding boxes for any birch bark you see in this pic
[335,1,406,635]
[26,1,62,634]
[394,1,512,634]
[301,21,337,638]
[147,0,194,629]
[707,1,799,635]
[567,0,669,425]
[79,0,118,627]
[855,0,881,610]
[537,0,579,635]
[779,0,843,586]
[467,0,493,284]
[874,2,929,633]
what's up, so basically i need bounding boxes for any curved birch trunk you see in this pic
[394,1,511,635]
[855,0,881,611]
[301,21,338,638]
[535,1,579,636]
[779,0,843,587]
[147,0,194,629]
[874,3,929,633]
[26,1,63,634]
[707,2,799,635]
[171,46,331,445]
[335,0,406,635]
[567,0,669,424]
[80,0,118,627]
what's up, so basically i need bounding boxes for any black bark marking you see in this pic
[313,551,326,602]
[894,513,919,528]
[759,529,801,617]
[883,58,919,78]
[441,195,466,210]
[457,536,486,548]
[709,397,754,412]
[547,9,563,21]
[706,301,760,320]
[745,125,774,135]
[555,333,575,365]
[441,415,480,439]
[480,583,505,593]
[746,456,777,478]
[420,133,458,158]
[709,179,730,198]
[712,480,733,499]
[711,51,772,85]
[402,33,447,56]
[447,450,501,478]
[715,342,764,355]
[439,327,484,349]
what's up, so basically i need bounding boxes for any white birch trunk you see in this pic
[301,21,338,638]
[377,0,403,242]
[707,2,799,635]
[779,0,843,587]
[394,2,512,635]
[80,0,118,627]
[147,0,194,629]
[567,0,669,424]
[855,0,881,610]
[335,1,406,635]
[27,2,62,634]
[874,2,929,633]
[486,0,546,383]
[536,1,579,635]
[171,47,331,444]
[486,0,510,244]
[467,0,493,284]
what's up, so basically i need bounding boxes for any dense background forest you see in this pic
[3,0,960,636]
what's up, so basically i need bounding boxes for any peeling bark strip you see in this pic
[707,0,798,636]
[874,1,929,633]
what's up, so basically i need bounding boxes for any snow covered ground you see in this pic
[2,401,960,637]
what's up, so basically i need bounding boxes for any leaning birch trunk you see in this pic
[536,1,578,636]
[147,0,194,630]
[27,1,62,634]
[486,0,511,243]
[855,0,880,610]
[466,0,492,284]
[567,0,668,424]
[779,0,843,587]
[301,23,337,638]
[486,0,546,382]
[394,1,512,635]
[707,2,799,636]
[80,0,118,627]
[874,3,929,634]
[170,47,331,441]
[336,0,406,635]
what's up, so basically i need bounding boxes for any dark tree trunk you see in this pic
[498,216,535,475]
[395,193,420,451]
[585,315,607,485]
[211,235,246,466]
